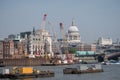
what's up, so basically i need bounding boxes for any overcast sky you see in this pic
[0,0,120,43]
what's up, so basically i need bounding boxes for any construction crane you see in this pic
[40,14,47,48]
[59,22,66,53]
[48,21,62,57]
[39,14,48,60]
[41,14,47,30]
[59,23,69,61]
[59,23,66,41]
[48,21,57,41]
[40,13,47,45]
[59,23,73,63]
[40,14,54,61]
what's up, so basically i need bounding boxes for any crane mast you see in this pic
[59,23,68,54]
[59,23,66,41]
[59,23,73,63]
[41,14,47,30]
[48,21,57,41]
[40,14,48,58]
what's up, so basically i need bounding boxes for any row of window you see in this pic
[33,38,40,41]
[69,36,80,40]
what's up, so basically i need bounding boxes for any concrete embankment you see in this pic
[0,58,46,66]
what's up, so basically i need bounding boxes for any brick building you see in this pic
[3,40,14,58]
[0,41,3,59]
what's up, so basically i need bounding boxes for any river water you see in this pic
[1,64,120,80]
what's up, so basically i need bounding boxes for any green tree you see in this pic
[69,48,76,54]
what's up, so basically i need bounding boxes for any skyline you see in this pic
[0,0,120,43]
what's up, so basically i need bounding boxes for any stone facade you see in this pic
[98,37,112,46]
[66,20,81,44]
[28,29,53,58]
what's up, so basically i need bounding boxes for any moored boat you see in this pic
[0,65,5,67]
[63,64,103,74]
[41,63,73,66]
[0,67,54,79]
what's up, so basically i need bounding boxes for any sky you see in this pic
[0,0,120,43]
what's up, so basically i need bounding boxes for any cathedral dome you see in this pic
[66,20,81,43]
[68,25,79,33]
[68,20,79,33]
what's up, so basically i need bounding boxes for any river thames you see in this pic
[1,64,120,80]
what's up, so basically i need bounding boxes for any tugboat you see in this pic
[0,67,54,79]
[63,64,103,74]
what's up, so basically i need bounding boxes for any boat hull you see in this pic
[63,68,103,74]
[0,71,54,79]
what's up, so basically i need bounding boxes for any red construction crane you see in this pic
[41,14,47,30]
[59,23,66,41]
[59,23,68,57]
[59,23,72,63]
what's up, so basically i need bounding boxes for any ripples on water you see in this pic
[1,64,120,80]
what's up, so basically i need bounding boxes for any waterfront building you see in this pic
[39,29,53,57]
[12,39,27,58]
[3,40,14,59]
[8,34,21,41]
[0,41,3,59]
[68,43,96,53]
[28,28,53,58]
[20,31,32,38]
[98,37,112,46]
[8,34,16,40]
[66,20,81,45]
[75,43,96,52]
[20,37,28,56]
[13,40,20,55]
[28,28,42,58]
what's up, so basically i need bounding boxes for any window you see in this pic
[33,38,35,41]
[69,36,72,40]
[74,36,77,40]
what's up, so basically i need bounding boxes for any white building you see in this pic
[66,20,81,45]
[98,37,112,46]
[39,29,53,57]
[28,28,53,58]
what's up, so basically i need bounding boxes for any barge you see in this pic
[63,64,103,74]
[0,65,5,67]
[0,67,54,79]
[41,63,73,66]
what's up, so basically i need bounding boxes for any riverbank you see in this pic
[0,58,46,66]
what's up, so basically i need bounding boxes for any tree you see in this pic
[69,48,76,54]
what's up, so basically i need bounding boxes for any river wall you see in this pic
[0,58,46,66]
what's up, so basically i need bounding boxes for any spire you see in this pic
[72,18,75,26]
[33,27,35,35]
